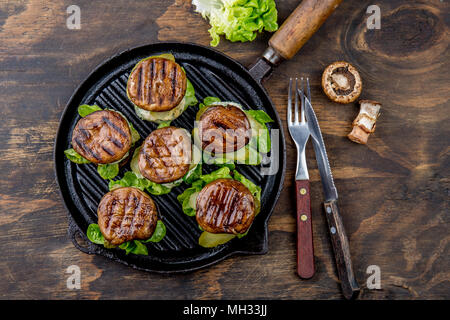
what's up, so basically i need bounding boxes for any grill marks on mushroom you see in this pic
[199,105,252,154]
[127,58,187,112]
[138,126,192,184]
[322,61,362,104]
[196,179,256,234]
[72,110,132,164]
[97,187,158,246]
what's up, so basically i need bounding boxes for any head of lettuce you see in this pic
[192,0,279,47]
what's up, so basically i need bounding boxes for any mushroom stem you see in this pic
[348,100,381,144]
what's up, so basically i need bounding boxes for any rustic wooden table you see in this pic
[0,0,448,300]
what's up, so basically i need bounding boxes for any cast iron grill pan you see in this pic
[54,42,286,273]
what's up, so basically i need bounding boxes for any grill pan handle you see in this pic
[266,0,343,62]
[67,216,97,255]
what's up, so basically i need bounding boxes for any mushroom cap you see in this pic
[198,104,252,154]
[322,61,362,104]
[196,179,256,234]
[127,57,187,112]
[138,126,192,184]
[97,187,158,246]
[71,110,132,164]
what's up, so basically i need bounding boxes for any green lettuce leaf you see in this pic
[200,167,233,184]
[152,53,175,61]
[97,163,119,180]
[143,220,167,243]
[146,180,172,195]
[246,110,273,124]
[64,148,91,164]
[119,240,148,255]
[216,162,235,170]
[129,123,140,145]
[192,0,279,46]
[78,104,102,117]
[177,186,201,216]
[109,171,149,191]
[131,240,149,255]
[256,125,270,154]
[199,96,221,109]
[185,78,198,107]
[109,171,171,195]
[157,121,172,129]
[183,163,202,184]
[233,169,261,201]
[86,224,104,245]
[199,231,236,248]
[245,110,272,154]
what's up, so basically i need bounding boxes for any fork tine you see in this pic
[294,78,299,123]
[288,78,293,125]
[299,77,306,123]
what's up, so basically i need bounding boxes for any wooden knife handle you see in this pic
[269,0,343,60]
[324,200,360,299]
[296,180,315,279]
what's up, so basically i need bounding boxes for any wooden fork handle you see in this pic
[296,180,315,279]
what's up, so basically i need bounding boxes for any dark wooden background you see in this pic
[0,0,448,299]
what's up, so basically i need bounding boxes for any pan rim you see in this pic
[53,41,286,273]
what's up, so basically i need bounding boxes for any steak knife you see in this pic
[302,93,360,300]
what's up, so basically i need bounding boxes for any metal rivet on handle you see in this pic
[300,188,307,195]
[326,206,332,214]
[300,214,308,221]
[330,227,336,234]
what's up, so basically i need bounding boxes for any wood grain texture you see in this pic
[0,0,449,299]
[295,180,315,279]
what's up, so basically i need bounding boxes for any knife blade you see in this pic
[299,90,338,202]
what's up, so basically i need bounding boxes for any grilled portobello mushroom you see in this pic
[199,104,252,154]
[127,57,187,112]
[97,187,158,246]
[71,110,132,164]
[138,126,192,184]
[196,179,256,234]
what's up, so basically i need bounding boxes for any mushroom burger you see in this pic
[108,125,202,196]
[177,167,261,248]
[127,54,197,123]
[193,97,274,166]
[86,187,166,256]
[64,104,140,180]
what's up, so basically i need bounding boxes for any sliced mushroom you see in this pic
[322,61,362,104]
[348,100,381,144]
